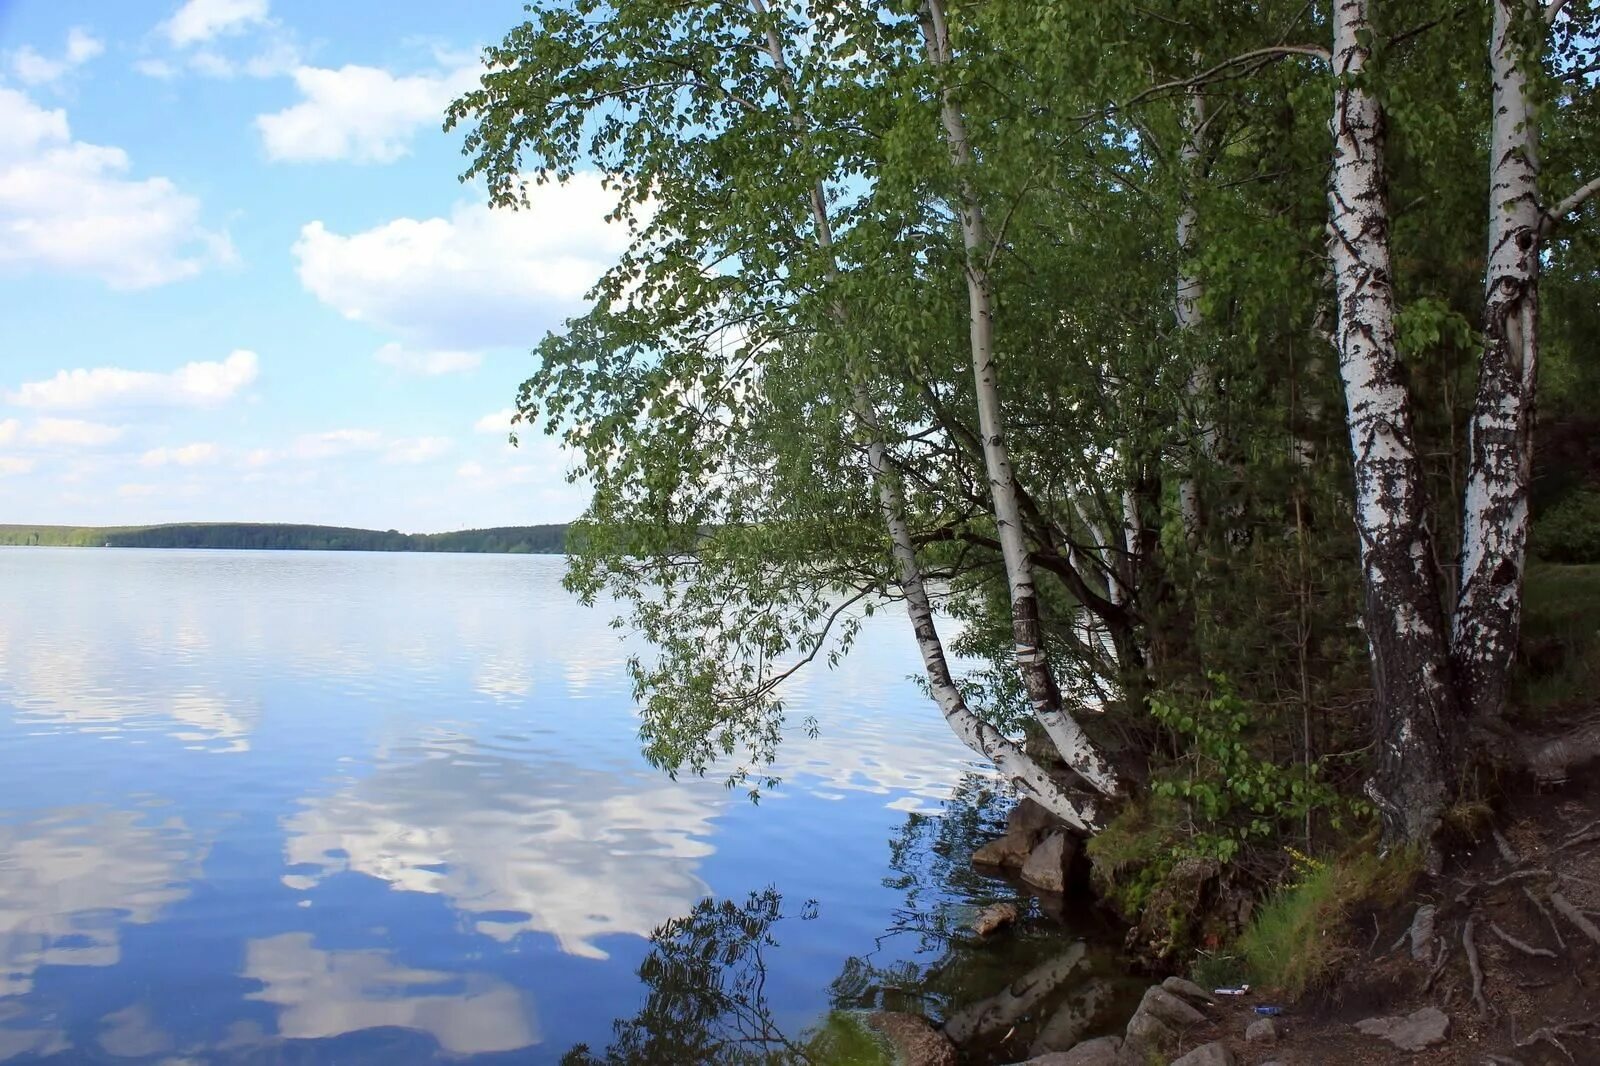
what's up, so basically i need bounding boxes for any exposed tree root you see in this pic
[1464,914,1490,1015]
[1515,1020,1600,1062]
[1423,933,1452,992]
[1489,921,1557,958]
[1523,886,1567,950]
[1550,892,1600,947]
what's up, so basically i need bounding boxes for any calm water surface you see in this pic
[0,549,1134,1064]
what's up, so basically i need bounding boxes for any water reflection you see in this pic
[244,933,539,1055]
[0,807,200,997]
[281,735,720,959]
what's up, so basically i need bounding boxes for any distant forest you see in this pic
[0,523,571,554]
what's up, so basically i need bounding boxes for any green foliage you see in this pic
[1237,843,1420,998]
[1533,490,1600,564]
[1148,677,1360,862]
[1517,564,1600,714]
[0,523,570,554]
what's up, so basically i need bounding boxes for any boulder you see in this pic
[1021,1035,1140,1065]
[970,901,1021,937]
[866,1012,958,1066]
[975,800,1061,870]
[973,834,1036,868]
[1244,1017,1278,1044]
[1008,797,1058,839]
[1169,1042,1237,1066]
[1353,1006,1451,1052]
[1122,1008,1175,1050]
[1021,832,1078,893]
[1134,985,1206,1029]
[1160,976,1215,1007]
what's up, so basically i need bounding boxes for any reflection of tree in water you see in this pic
[567,776,1140,1065]
[560,890,836,1066]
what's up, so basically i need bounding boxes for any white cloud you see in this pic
[374,343,481,377]
[23,419,123,448]
[134,58,179,80]
[289,428,383,461]
[473,409,518,435]
[7,351,258,411]
[258,62,480,164]
[385,436,452,464]
[140,442,221,467]
[0,420,16,445]
[163,0,269,47]
[294,174,630,349]
[8,28,105,87]
[0,457,35,477]
[0,88,233,289]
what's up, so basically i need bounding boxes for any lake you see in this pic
[0,549,1136,1064]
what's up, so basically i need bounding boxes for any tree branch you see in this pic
[1543,175,1600,236]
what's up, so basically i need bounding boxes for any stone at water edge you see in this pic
[1353,1006,1451,1052]
[1021,832,1078,893]
[1169,1042,1238,1066]
[970,901,1020,937]
[973,833,1035,868]
[975,799,1062,870]
[1161,975,1216,1007]
[1018,1034,1142,1065]
[1008,797,1058,839]
[1244,1016,1279,1043]
[866,1011,958,1066]
[1134,985,1207,1029]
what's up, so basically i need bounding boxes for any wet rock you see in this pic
[1136,985,1206,1029]
[1008,797,1058,839]
[970,901,1021,937]
[1409,903,1437,963]
[1021,1035,1140,1065]
[1245,1016,1279,1043]
[867,1011,958,1066]
[1169,1042,1237,1066]
[1160,976,1215,1007]
[973,834,1036,868]
[1123,1008,1176,1050]
[1021,832,1078,893]
[1029,978,1116,1056]
[1353,1006,1451,1052]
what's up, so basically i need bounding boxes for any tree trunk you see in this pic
[1454,0,1542,726]
[750,0,1104,829]
[1176,87,1212,540]
[920,0,1122,799]
[1327,0,1462,849]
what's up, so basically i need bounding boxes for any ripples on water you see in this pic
[0,549,1137,1064]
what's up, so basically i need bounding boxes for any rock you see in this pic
[970,901,1021,937]
[1169,1042,1237,1066]
[1123,1008,1176,1050]
[1244,1017,1279,1044]
[1161,976,1215,1007]
[1353,1006,1451,1052]
[1409,903,1437,963]
[973,834,1036,868]
[866,1011,958,1066]
[1021,832,1078,893]
[1029,978,1116,1056]
[1135,985,1206,1029]
[1008,797,1058,839]
[1128,856,1221,960]
[1022,1035,1140,1065]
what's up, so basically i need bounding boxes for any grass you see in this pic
[1235,842,1420,999]
[1517,564,1600,715]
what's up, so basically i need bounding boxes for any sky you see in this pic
[0,0,619,532]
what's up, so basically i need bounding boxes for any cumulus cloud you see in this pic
[0,457,35,477]
[8,28,105,87]
[0,88,233,289]
[294,174,630,350]
[140,442,221,467]
[373,343,481,377]
[23,419,123,448]
[473,409,519,435]
[6,351,258,411]
[257,62,480,164]
[163,0,269,47]
[288,428,383,461]
[384,436,452,464]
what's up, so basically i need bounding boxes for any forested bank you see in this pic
[0,523,571,554]
[448,0,1599,1056]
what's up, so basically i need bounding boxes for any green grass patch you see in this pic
[1236,842,1419,998]
[1518,564,1600,715]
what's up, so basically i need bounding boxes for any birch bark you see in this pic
[1453,0,1544,725]
[1328,0,1461,847]
[920,0,1122,799]
[1176,88,1212,539]
[750,0,1104,828]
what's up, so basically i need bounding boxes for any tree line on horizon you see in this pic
[0,523,572,554]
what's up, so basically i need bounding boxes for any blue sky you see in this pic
[0,0,613,531]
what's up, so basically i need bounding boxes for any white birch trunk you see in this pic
[750,0,1103,829]
[920,0,1122,799]
[1453,0,1543,725]
[1176,87,1212,539]
[1328,0,1461,848]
